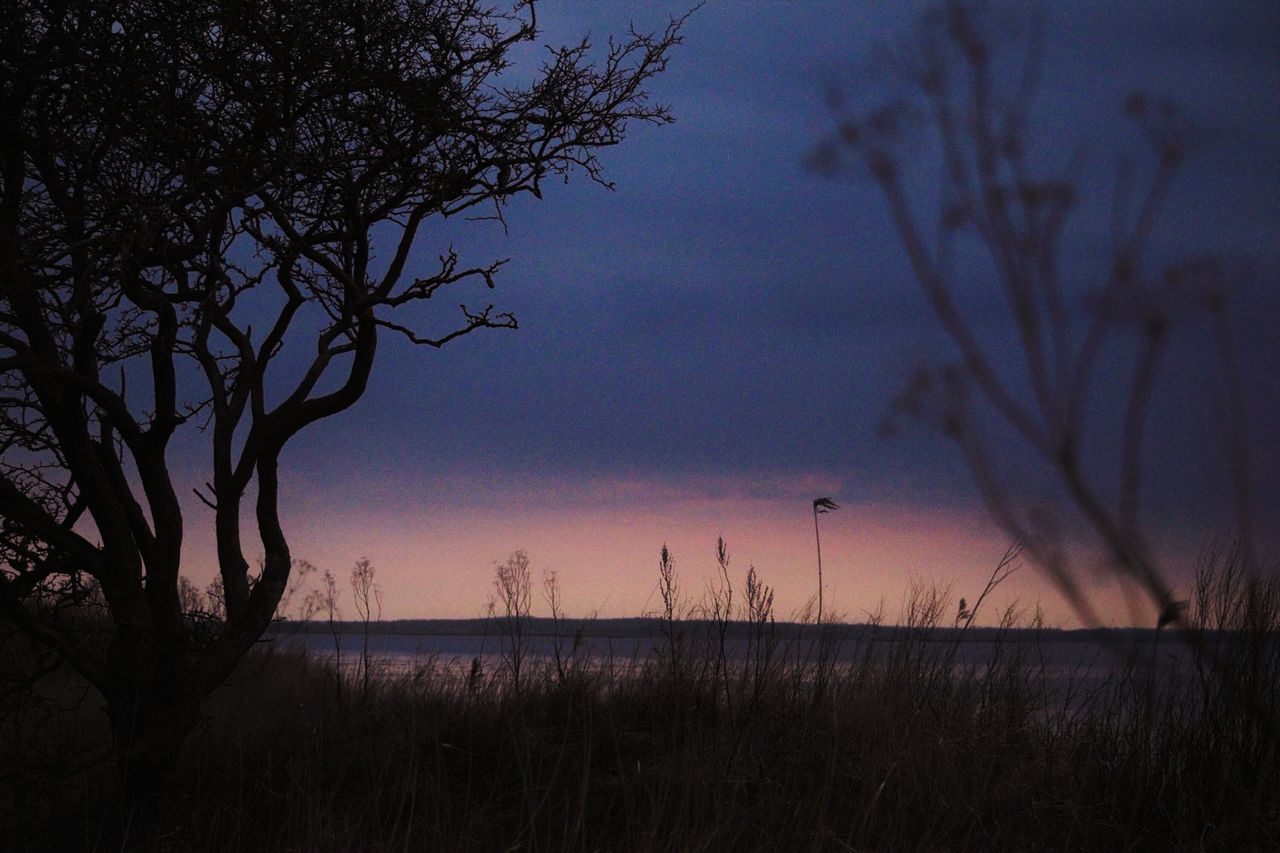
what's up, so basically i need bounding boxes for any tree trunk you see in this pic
[104,636,201,845]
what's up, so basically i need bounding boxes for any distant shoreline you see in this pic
[267,616,1180,645]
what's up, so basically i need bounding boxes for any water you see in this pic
[273,626,654,676]
[267,621,1200,706]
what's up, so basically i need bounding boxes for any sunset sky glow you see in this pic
[177,1,1279,627]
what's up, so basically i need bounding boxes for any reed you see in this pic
[1,546,1275,851]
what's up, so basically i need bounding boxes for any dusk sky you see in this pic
[180,1,1279,627]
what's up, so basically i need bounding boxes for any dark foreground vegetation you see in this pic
[2,550,1277,852]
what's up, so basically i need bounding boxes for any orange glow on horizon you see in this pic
[177,471,1181,628]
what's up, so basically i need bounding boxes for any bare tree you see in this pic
[0,0,684,818]
[808,2,1256,628]
[541,567,571,684]
[350,557,381,698]
[303,568,344,700]
[490,549,532,691]
[176,575,205,616]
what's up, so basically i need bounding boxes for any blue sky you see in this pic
[181,1,1279,625]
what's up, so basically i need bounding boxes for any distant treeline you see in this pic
[269,616,1173,646]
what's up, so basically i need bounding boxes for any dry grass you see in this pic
[2,547,1277,852]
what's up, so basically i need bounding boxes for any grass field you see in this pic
[2,549,1277,852]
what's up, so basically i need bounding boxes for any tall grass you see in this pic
[2,546,1276,851]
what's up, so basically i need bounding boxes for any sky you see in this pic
[179,1,1280,627]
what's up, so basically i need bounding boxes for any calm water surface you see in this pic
[270,624,1199,704]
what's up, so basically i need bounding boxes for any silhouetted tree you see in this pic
[350,556,380,697]
[489,549,532,691]
[0,0,683,821]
